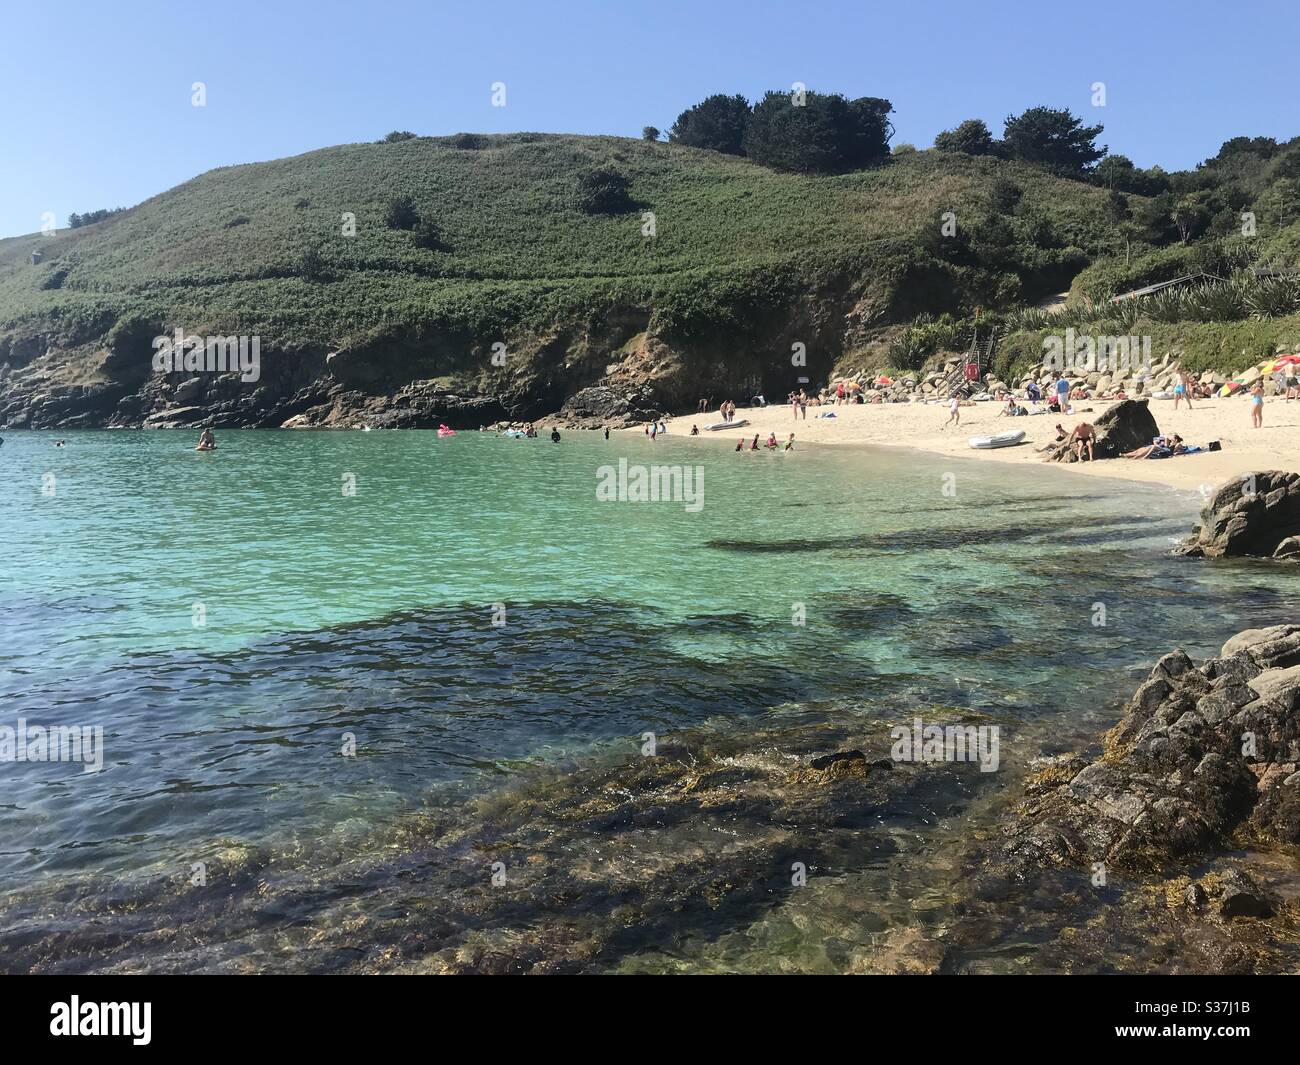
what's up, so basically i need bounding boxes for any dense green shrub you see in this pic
[743,91,893,174]
[385,195,419,230]
[573,166,633,214]
[668,94,751,155]
[934,119,994,156]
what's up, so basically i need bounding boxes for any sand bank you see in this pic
[646,396,1297,493]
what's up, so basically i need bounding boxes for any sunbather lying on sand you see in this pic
[1123,434,1185,459]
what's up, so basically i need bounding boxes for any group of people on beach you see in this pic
[788,390,809,419]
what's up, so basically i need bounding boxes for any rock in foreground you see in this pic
[1004,624,1300,874]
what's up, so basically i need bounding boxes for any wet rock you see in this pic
[1215,870,1274,919]
[1175,472,1300,559]
[1274,536,1300,560]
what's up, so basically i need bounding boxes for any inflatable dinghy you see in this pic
[968,429,1026,450]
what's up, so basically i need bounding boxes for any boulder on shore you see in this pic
[1175,471,1300,559]
[1044,398,1160,463]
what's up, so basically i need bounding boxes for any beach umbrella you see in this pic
[1218,380,1243,397]
[875,375,893,386]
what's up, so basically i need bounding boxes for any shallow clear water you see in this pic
[1,428,1297,972]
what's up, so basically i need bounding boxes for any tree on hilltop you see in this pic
[668,94,752,155]
[1002,107,1106,176]
[934,119,994,156]
[742,90,893,174]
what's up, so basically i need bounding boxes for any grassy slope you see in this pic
[0,135,1120,360]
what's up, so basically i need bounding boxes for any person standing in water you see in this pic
[551,428,561,443]
[784,433,795,451]
[603,427,610,440]
[196,428,216,450]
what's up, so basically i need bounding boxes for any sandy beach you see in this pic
[652,396,1298,493]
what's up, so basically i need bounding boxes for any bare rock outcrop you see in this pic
[1175,471,1300,559]
[1002,624,1300,875]
[1044,398,1160,463]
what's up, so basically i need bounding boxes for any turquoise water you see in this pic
[2,428,1297,972]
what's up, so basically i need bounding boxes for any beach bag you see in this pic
[1208,440,1222,452]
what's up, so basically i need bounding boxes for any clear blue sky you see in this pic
[2,0,1297,238]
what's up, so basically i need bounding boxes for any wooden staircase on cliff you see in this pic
[944,329,998,397]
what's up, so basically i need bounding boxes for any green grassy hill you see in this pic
[0,133,1205,427]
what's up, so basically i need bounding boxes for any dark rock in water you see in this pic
[802,749,891,783]
[1274,536,1300,560]
[1045,398,1160,463]
[1001,624,1300,875]
[1215,869,1275,918]
[810,749,867,771]
[554,384,663,429]
[1175,471,1300,559]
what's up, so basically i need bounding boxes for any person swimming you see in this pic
[195,429,216,451]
